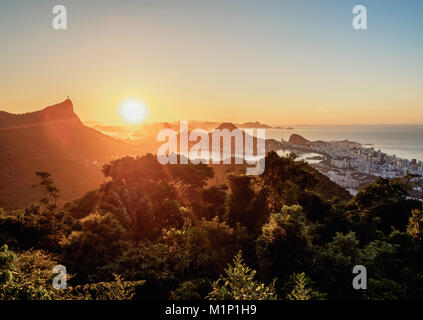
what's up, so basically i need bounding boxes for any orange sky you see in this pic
[0,1,422,125]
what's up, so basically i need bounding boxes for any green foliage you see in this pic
[0,247,53,300]
[225,175,268,233]
[407,208,423,240]
[60,212,129,282]
[199,186,227,220]
[68,274,144,300]
[103,242,181,281]
[170,280,209,300]
[100,218,249,299]
[0,245,143,300]
[163,217,249,279]
[207,252,277,300]
[98,241,181,299]
[32,172,60,210]
[258,151,318,211]
[359,240,406,299]
[312,232,362,299]
[0,244,17,285]
[312,230,420,299]
[284,272,326,300]
[348,177,420,239]
[354,177,409,210]
[101,154,214,209]
[68,154,216,241]
[1,152,423,300]
[0,205,76,252]
[256,205,314,282]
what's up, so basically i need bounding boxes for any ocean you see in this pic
[264,125,423,162]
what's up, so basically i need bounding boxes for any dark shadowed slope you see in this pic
[288,134,311,146]
[0,99,140,210]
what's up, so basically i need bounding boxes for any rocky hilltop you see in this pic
[0,99,139,209]
[288,133,311,146]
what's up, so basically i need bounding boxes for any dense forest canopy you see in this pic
[1,151,422,300]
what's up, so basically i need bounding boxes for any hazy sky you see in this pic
[0,0,422,125]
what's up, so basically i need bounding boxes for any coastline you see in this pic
[266,125,423,162]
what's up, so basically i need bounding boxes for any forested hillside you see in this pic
[0,100,139,210]
[1,151,422,300]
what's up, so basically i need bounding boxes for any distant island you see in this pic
[237,121,272,129]
[272,126,294,130]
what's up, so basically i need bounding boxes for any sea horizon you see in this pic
[264,124,423,162]
[89,121,423,163]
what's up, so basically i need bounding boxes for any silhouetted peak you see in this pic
[0,99,81,128]
[288,133,311,146]
[215,122,238,131]
[40,99,75,118]
[239,121,271,128]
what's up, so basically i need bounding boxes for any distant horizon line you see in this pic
[83,120,423,127]
[2,99,423,127]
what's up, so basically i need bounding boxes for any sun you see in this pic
[119,99,148,124]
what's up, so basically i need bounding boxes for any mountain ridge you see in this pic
[0,99,81,129]
[0,100,140,210]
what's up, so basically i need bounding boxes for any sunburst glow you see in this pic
[119,100,147,124]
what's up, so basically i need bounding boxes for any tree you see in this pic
[207,252,277,300]
[407,208,423,240]
[101,154,214,209]
[312,232,362,299]
[32,172,59,210]
[68,274,144,300]
[258,152,318,212]
[162,217,249,279]
[1,246,143,300]
[0,244,16,286]
[353,177,409,210]
[72,154,217,241]
[256,205,314,282]
[0,246,51,300]
[348,177,421,240]
[199,185,227,220]
[284,272,326,300]
[170,280,208,300]
[60,212,129,282]
[225,174,268,233]
[360,240,404,299]
[0,204,76,252]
